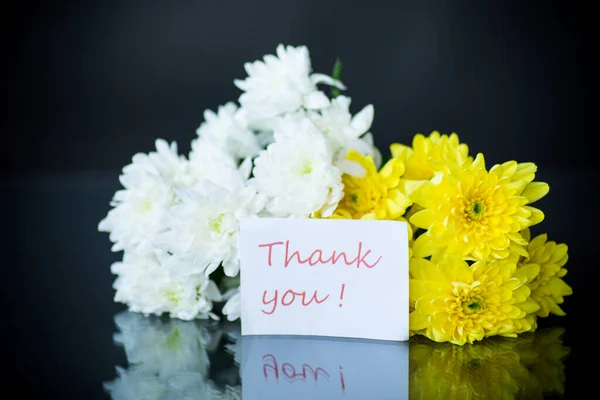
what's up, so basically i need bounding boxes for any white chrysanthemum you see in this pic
[155,180,266,277]
[99,139,190,254]
[250,114,343,217]
[112,311,214,379]
[188,141,253,191]
[234,44,345,126]
[222,289,241,322]
[111,251,221,320]
[193,102,261,161]
[308,95,381,167]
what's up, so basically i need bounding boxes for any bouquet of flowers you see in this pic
[99,44,572,345]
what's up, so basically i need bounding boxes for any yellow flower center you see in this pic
[452,283,486,316]
[466,300,483,311]
[465,199,486,221]
[467,358,483,370]
[343,183,382,214]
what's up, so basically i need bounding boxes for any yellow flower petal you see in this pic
[410,209,435,229]
[522,182,549,203]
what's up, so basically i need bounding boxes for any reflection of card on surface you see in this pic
[241,335,408,399]
[240,219,409,341]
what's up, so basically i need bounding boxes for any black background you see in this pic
[2,0,595,173]
[2,0,597,398]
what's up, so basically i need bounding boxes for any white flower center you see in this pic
[296,157,314,176]
[209,213,226,233]
[163,287,183,305]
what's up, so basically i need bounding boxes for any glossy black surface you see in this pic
[4,170,593,398]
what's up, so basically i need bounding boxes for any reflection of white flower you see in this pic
[111,252,221,320]
[212,385,242,400]
[105,366,169,400]
[155,180,266,277]
[98,140,188,254]
[106,370,240,400]
[234,44,345,126]
[251,114,343,217]
[105,311,218,400]
[308,95,381,167]
[193,102,261,161]
[224,322,242,366]
[105,311,242,400]
[112,311,215,378]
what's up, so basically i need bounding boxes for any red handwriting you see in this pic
[259,241,283,266]
[258,241,382,269]
[262,354,330,382]
[262,289,330,315]
[262,354,346,392]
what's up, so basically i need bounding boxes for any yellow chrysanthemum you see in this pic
[410,336,530,399]
[410,153,549,261]
[518,230,572,317]
[391,131,471,181]
[410,255,539,345]
[332,150,412,220]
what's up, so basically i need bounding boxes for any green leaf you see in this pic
[331,58,343,98]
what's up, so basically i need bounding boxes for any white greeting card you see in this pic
[240,218,409,341]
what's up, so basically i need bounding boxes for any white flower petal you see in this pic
[311,73,347,90]
[194,103,261,161]
[350,104,374,135]
[336,159,367,178]
[307,96,380,166]
[222,290,241,321]
[303,91,330,110]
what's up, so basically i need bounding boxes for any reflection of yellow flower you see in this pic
[410,154,548,261]
[332,150,412,220]
[391,131,471,180]
[410,255,539,345]
[410,336,529,399]
[409,328,570,399]
[516,328,570,397]
[519,230,572,317]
